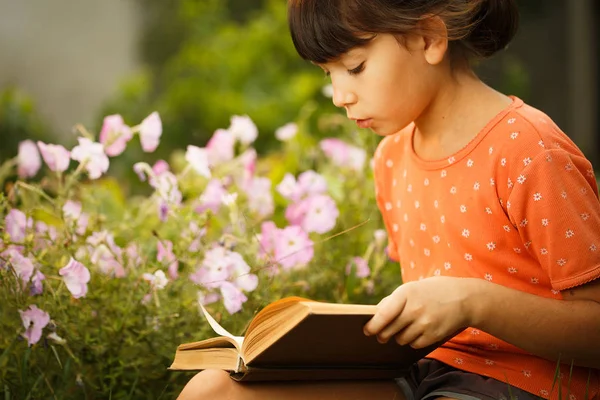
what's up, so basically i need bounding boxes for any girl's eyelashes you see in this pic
[320,62,364,78]
[348,62,365,76]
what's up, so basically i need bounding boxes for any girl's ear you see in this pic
[419,15,449,66]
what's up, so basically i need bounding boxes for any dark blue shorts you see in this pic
[396,359,538,400]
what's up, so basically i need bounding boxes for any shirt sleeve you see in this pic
[507,148,600,290]
[373,138,400,262]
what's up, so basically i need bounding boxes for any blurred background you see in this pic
[0,0,598,168]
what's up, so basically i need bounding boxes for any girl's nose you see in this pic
[331,82,357,108]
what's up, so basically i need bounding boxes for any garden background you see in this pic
[0,0,599,398]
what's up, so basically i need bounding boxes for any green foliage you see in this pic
[0,105,396,398]
[0,88,52,164]
[102,0,334,161]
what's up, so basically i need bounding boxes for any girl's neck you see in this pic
[412,70,513,161]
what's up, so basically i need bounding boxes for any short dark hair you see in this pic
[287,0,519,65]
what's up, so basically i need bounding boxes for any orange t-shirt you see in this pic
[373,97,600,399]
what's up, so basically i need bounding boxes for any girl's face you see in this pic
[318,33,442,136]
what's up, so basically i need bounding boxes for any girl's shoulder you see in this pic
[487,99,588,168]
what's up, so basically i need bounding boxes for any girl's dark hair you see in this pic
[288,0,519,65]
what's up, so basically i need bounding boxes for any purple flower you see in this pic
[206,129,235,166]
[30,270,45,295]
[99,114,133,157]
[274,226,314,270]
[71,137,110,179]
[17,140,41,178]
[37,141,70,172]
[19,305,50,346]
[139,112,162,152]
[59,257,91,299]
[346,257,370,278]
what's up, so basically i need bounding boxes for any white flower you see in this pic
[487,242,496,251]
[533,193,542,201]
[185,145,211,178]
[275,122,298,141]
[229,115,258,145]
[71,138,109,180]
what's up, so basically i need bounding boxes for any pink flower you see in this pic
[17,140,41,178]
[90,245,124,277]
[299,194,339,234]
[296,170,328,196]
[346,257,370,278]
[59,257,91,299]
[7,251,35,287]
[285,200,309,226]
[37,142,70,172]
[220,281,247,314]
[206,129,235,166]
[244,177,274,218]
[197,291,220,306]
[320,138,366,171]
[277,170,327,203]
[274,226,314,270]
[151,171,182,206]
[275,123,298,141]
[276,173,298,201]
[185,145,211,179]
[19,305,50,346]
[71,138,110,179]
[196,179,227,214]
[259,221,278,258]
[125,243,143,269]
[139,111,162,152]
[33,221,58,251]
[229,115,257,145]
[5,209,30,243]
[157,240,178,279]
[190,246,257,293]
[99,114,133,157]
[152,160,170,175]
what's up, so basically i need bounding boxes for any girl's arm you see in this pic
[468,276,600,368]
[363,276,600,369]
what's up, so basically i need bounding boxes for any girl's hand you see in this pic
[363,277,484,349]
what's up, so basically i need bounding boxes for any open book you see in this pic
[169,297,443,381]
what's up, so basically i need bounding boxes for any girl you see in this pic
[178,0,600,399]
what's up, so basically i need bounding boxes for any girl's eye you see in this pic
[348,62,365,76]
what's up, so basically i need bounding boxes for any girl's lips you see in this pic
[356,119,373,129]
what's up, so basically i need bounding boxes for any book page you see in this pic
[199,303,244,348]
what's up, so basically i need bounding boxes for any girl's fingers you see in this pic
[376,315,412,343]
[364,289,407,336]
[393,322,423,347]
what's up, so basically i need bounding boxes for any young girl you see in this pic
[178,0,600,398]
